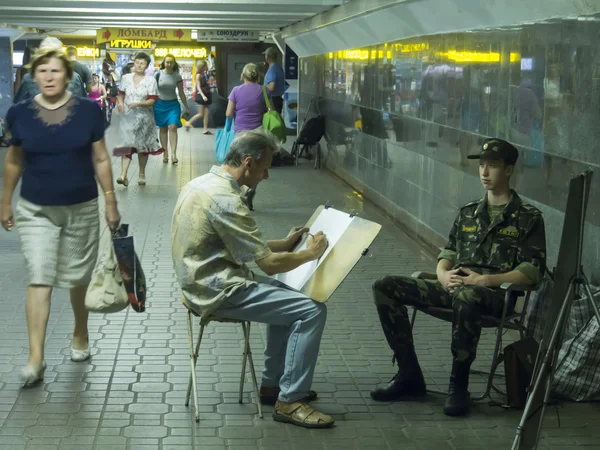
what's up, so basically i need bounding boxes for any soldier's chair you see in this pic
[410,271,534,402]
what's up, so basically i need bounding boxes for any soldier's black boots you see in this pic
[370,348,426,401]
[443,361,471,417]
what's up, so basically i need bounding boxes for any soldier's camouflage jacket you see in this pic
[438,190,546,281]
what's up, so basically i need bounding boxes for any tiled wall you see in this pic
[298,17,600,282]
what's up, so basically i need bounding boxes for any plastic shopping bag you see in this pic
[215,117,235,164]
[112,224,147,313]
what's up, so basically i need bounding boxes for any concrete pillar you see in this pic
[0,37,13,118]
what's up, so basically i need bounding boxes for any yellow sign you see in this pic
[437,50,521,63]
[61,46,100,58]
[327,49,392,61]
[155,47,207,59]
[96,28,191,44]
[109,39,153,50]
[395,43,429,53]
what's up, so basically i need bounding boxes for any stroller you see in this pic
[290,97,325,168]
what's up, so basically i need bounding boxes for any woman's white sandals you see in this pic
[70,348,91,362]
[21,361,47,386]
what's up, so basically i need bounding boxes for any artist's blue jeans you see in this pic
[213,277,327,403]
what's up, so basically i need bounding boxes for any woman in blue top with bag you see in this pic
[0,48,121,386]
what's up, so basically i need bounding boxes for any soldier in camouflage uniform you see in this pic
[370,138,546,417]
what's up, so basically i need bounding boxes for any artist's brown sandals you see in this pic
[272,400,335,429]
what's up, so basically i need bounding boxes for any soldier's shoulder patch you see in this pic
[462,225,478,233]
[520,201,543,216]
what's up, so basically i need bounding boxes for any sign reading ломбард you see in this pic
[97,28,192,44]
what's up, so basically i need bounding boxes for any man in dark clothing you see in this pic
[370,138,546,417]
[66,46,92,93]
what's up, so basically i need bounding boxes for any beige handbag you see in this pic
[85,228,129,313]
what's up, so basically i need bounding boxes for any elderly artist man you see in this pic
[370,138,546,417]
[172,129,334,429]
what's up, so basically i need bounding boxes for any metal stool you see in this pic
[184,305,263,422]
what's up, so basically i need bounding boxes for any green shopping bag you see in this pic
[261,85,286,143]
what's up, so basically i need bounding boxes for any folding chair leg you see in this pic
[185,311,201,423]
[244,322,263,419]
[239,323,250,404]
[185,316,204,406]
[472,326,505,402]
[410,308,418,330]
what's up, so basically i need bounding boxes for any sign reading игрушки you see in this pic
[96,28,192,44]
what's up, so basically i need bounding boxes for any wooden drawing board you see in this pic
[276,205,382,302]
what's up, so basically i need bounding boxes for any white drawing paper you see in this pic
[276,208,354,291]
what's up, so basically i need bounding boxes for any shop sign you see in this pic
[109,39,153,50]
[394,42,429,53]
[197,29,259,43]
[62,46,100,58]
[155,47,208,59]
[97,28,191,44]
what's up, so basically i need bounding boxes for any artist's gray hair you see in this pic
[224,128,279,167]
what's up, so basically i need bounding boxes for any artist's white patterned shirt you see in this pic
[171,166,272,315]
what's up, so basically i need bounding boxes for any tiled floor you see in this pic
[0,126,598,449]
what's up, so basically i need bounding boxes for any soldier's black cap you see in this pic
[467,138,519,166]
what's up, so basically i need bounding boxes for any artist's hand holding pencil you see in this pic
[307,231,329,260]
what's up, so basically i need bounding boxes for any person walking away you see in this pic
[113,52,163,187]
[154,54,190,165]
[0,48,121,385]
[66,46,92,94]
[263,47,285,115]
[225,63,274,211]
[262,50,294,167]
[185,60,212,134]
[102,54,119,123]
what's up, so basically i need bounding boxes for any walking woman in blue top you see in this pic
[154,54,189,165]
[0,48,121,386]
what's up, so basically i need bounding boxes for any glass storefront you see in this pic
[300,15,600,275]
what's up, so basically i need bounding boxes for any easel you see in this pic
[512,170,600,449]
[276,203,381,302]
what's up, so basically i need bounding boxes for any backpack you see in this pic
[68,72,87,98]
[261,85,286,143]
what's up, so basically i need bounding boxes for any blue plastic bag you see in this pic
[215,117,235,163]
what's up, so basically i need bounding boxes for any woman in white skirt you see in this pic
[113,52,163,186]
[0,48,121,385]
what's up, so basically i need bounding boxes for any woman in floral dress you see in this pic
[113,52,163,186]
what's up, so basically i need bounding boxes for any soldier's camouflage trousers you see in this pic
[372,276,507,365]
